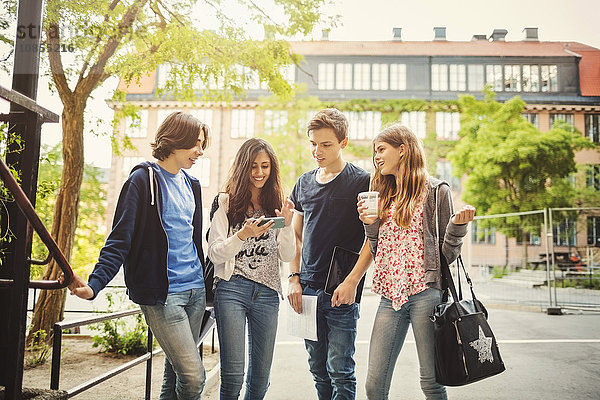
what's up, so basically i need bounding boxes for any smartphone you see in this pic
[257,216,285,229]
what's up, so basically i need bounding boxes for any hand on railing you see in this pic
[59,272,94,300]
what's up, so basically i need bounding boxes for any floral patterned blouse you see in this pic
[372,199,428,310]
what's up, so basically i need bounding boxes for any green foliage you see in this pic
[91,313,149,356]
[0,0,16,73]
[0,123,23,265]
[491,266,509,279]
[256,94,461,191]
[31,144,107,279]
[557,273,600,290]
[24,330,51,369]
[345,141,372,159]
[449,89,593,226]
[35,0,332,200]
[258,91,321,192]
[90,293,150,356]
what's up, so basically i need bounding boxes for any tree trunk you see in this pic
[26,99,86,345]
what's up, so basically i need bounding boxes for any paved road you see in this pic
[47,272,600,399]
[202,291,600,400]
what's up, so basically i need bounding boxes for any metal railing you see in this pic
[554,266,600,289]
[51,307,216,399]
[0,156,73,289]
[466,207,600,311]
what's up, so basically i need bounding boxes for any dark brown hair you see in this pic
[307,108,348,142]
[224,138,284,228]
[151,112,210,160]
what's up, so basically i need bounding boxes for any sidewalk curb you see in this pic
[485,302,545,313]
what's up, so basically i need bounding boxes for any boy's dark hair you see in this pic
[307,108,348,142]
[151,111,210,160]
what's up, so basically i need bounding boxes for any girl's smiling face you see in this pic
[249,150,271,190]
[373,141,404,176]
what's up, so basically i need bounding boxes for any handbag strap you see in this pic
[436,184,482,313]
[457,254,478,304]
[435,184,461,304]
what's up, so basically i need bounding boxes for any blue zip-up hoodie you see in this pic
[87,161,205,305]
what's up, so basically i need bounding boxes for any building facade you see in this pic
[108,27,600,266]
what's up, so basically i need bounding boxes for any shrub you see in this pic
[90,293,150,356]
[25,330,51,369]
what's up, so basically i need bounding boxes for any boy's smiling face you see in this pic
[308,127,347,169]
[169,130,206,171]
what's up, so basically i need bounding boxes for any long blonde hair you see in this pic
[371,124,428,228]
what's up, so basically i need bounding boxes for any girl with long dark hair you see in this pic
[207,138,295,399]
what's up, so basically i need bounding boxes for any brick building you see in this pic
[107,27,600,265]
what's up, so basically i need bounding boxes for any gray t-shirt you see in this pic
[230,209,282,294]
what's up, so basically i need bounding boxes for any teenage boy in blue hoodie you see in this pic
[66,112,210,400]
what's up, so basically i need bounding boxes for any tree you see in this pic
[450,90,591,215]
[449,89,592,262]
[27,0,328,343]
[31,144,106,279]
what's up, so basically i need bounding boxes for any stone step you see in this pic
[496,269,548,288]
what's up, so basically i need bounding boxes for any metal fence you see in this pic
[464,208,600,311]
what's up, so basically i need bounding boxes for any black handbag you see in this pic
[203,194,220,307]
[430,253,505,386]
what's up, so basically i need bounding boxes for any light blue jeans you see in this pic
[365,288,447,400]
[303,286,359,400]
[140,287,206,400]
[214,275,280,400]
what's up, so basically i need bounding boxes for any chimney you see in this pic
[523,27,539,41]
[392,27,402,41]
[472,34,487,41]
[433,27,447,41]
[490,29,508,41]
[321,29,329,41]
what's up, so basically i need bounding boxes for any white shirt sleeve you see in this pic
[207,194,244,273]
[276,224,296,262]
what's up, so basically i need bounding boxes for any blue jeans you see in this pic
[365,288,447,400]
[303,286,359,400]
[140,287,206,400]
[214,275,280,400]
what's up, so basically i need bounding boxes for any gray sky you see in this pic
[4,0,598,168]
[319,0,599,48]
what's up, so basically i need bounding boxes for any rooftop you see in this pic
[289,40,598,58]
[117,40,600,97]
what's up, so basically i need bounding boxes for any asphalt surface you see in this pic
[202,292,600,400]
[49,270,600,399]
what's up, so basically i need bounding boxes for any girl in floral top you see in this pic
[207,138,295,399]
[358,124,475,400]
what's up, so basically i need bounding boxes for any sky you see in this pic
[2,0,599,168]
[317,0,600,48]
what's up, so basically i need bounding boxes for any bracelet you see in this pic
[288,272,301,279]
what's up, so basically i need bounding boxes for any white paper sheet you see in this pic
[286,295,318,341]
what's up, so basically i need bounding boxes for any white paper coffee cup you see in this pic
[358,191,379,217]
